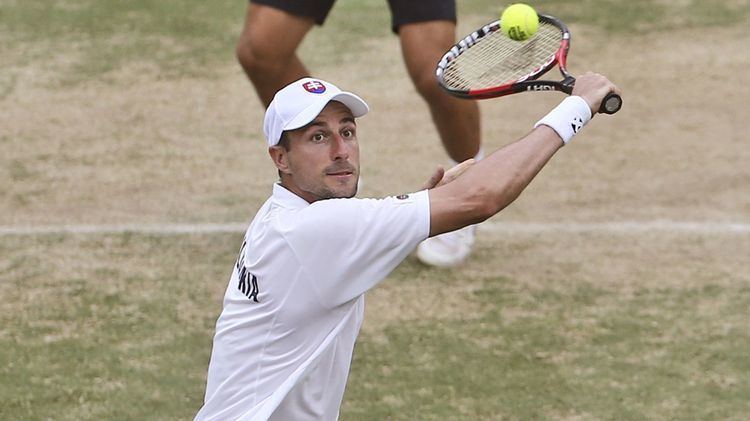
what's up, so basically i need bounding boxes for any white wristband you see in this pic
[534,96,593,145]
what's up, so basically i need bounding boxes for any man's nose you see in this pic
[330,134,349,160]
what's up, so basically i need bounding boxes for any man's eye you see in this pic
[342,129,354,138]
[312,133,326,142]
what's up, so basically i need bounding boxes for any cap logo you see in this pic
[303,80,326,94]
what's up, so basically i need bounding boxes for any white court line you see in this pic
[480,221,750,234]
[0,223,248,236]
[0,221,749,236]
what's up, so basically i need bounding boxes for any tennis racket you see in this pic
[436,14,622,114]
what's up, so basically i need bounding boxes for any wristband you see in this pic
[533,96,593,145]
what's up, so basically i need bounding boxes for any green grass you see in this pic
[0,234,235,420]
[344,274,750,419]
[0,0,245,83]
[0,0,392,85]
[2,234,749,419]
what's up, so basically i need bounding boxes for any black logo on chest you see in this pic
[235,240,259,302]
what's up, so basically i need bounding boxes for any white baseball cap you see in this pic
[263,77,370,146]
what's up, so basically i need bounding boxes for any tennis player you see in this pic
[195,74,620,420]
[236,0,482,267]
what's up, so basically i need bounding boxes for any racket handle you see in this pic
[599,92,622,114]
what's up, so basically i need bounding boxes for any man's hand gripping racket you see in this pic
[436,14,622,115]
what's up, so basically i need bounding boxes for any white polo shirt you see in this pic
[196,184,431,421]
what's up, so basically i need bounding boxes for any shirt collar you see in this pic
[272,183,311,209]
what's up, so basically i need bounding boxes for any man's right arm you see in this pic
[427,72,620,237]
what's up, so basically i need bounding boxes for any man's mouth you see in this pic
[327,170,353,176]
[325,164,356,178]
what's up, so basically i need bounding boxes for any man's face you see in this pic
[271,101,360,203]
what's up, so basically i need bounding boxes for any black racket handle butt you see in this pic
[599,92,622,114]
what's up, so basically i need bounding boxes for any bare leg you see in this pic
[399,21,481,162]
[403,21,481,267]
[236,4,315,106]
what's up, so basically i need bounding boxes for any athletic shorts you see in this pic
[250,0,456,33]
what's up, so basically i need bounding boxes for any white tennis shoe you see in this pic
[416,225,476,267]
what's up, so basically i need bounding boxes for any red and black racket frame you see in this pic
[436,14,621,114]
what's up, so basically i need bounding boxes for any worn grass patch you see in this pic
[463,0,750,31]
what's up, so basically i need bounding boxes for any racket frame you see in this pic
[436,14,576,100]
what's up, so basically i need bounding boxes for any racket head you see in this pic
[436,14,571,100]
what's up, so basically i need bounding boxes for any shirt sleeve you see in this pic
[276,190,431,308]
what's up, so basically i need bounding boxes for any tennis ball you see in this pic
[501,3,539,41]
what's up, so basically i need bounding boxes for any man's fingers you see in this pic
[439,159,475,186]
[443,159,474,181]
[422,166,445,190]
[572,72,621,115]
[424,159,476,190]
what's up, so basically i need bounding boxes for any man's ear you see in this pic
[269,146,291,174]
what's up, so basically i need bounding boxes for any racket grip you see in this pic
[599,92,622,114]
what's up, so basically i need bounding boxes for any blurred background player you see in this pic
[236,0,482,267]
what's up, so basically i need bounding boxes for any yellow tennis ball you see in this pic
[501,3,539,41]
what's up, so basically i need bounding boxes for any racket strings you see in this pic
[443,22,563,90]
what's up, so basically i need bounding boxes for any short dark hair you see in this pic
[277,131,291,150]
[276,132,291,179]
